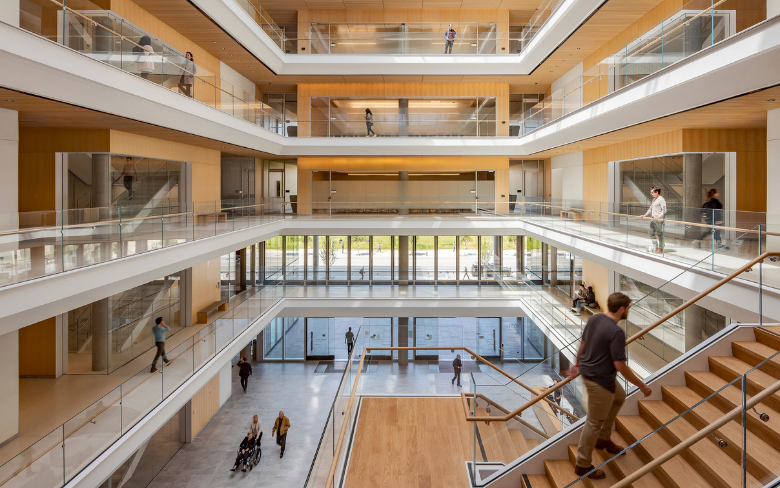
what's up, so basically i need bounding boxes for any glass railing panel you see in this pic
[63,387,122,482]
[162,337,195,398]
[0,426,65,488]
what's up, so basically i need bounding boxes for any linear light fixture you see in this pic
[347,173,399,176]
[409,173,461,176]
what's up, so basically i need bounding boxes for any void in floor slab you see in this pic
[314,361,368,373]
[439,361,481,373]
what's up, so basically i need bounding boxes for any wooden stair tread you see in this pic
[685,371,780,448]
[508,428,530,455]
[526,438,540,449]
[663,385,780,481]
[732,342,780,378]
[754,327,780,350]
[602,432,666,488]
[708,356,780,412]
[522,473,553,488]
[616,415,712,488]
[544,459,586,488]
[638,400,758,488]
[566,444,621,487]
[476,408,519,464]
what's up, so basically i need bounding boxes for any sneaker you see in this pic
[718,244,730,250]
[570,308,576,313]
[164,359,172,366]
[574,465,606,480]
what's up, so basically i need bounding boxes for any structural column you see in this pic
[0,330,19,445]
[683,154,703,239]
[550,246,558,287]
[517,236,525,279]
[398,237,409,285]
[397,317,409,366]
[238,248,247,292]
[91,297,111,371]
[767,108,780,252]
[312,236,320,280]
[541,242,549,284]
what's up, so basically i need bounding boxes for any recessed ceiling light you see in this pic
[213,41,216,44]
[222,47,225,50]
[769,99,776,102]
[5,99,14,102]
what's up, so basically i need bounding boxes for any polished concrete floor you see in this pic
[144,356,579,488]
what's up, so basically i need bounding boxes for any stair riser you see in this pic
[707,359,780,413]
[755,328,780,351]
[732,345,780,379]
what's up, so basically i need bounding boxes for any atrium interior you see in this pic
[1,0,780,487]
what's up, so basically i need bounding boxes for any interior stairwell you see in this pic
[517,326,780,488]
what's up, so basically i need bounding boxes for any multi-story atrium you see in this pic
[1,0,779,487]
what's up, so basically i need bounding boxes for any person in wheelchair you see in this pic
[230,432,256,472]
[246,430,262,470]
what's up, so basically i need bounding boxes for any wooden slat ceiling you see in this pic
[2,86,777,160]
[130,0,666,93]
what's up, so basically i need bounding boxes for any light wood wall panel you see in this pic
[582,128,766,212]
[297,9,510,53]
[298,82,510,136]
[297,156,509,214]
[192,257,221,324]
[581,259,609,310]
[189,372,220,439]
[108,0,222,77]
[18,318,57,377]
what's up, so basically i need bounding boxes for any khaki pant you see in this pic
[576,378,626,468]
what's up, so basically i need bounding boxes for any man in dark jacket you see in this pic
[230,432,256,472]
[237,357,252,393]
[452,354,462,387]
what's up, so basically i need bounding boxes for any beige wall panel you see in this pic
[192,258,221,323]
[582,259,609,309]
[109,131,221,165]
[18,318,57,377]
[190,372,220,438]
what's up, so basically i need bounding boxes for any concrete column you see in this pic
[250,244,256,286]
[684,304,706,353]
[683,154,703,239]
[770,0,780,18]
[238,248,247,292]
[91,297,111,371]
[398,237,409,284]
[494,237,501,278]
[312,236,320,279]
[92,154,110,209]
[541,242,549,284]
[0,108,18,232]
[550,246,558,286]
[399,171,409,215]
[768,109,780,251]
[399,99,409,137]
[0,2,19,27]
[181,268,193,327]
[517,236,525,279]
[0,330,19,446]
[397,317,409,366]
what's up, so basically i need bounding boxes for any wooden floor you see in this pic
[344,398,474,488]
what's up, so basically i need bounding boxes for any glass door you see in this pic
[305,317,334,359]
[414,318,439,360]
[477,317,500,358]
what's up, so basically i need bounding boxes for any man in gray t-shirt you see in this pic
[569,293,651,480]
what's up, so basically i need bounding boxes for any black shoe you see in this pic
[230,467,236,472]
[242,468,246,472]
[243,388,247,393]
[452,378,455,385]
[280,452,284,458]
[458,384,462,387]
[150,367,159,373]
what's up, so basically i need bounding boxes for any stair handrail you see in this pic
[612,373,780,488]
[482,251,780,424]
[463,392,553,440]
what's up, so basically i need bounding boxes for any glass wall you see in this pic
[437,236,457,280]
[373,236,392,281]
[264,236,283,284]
[350,236,370,281]
[415,236,435,281]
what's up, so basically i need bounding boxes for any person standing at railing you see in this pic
[150,317,171,373]
[122,157,138,201]
[452,354,463,386]
[444,24,457,54]
[272,411,291,458]
[642,186,667,253]
[178,51,196,98]
[693,189,728,250]
[569,292,652,480]
[365,109,377,137]
[134,35,156,80]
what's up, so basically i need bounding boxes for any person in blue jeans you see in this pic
[150,317,171,373]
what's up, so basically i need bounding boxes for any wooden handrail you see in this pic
[462,392,553,440]
[612,374,780,488]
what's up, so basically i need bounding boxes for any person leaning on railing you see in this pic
[568,292,652,480]
[642,186,666,253]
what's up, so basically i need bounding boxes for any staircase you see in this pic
[519,326,780,488]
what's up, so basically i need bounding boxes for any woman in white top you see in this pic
[249,414,262,440]
[135,35,156,80]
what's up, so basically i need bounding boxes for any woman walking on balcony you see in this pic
[365,108,377,137]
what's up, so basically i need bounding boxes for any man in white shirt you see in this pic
[642,186,667,253]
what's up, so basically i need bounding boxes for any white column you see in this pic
[769,1,780,18]
[0,108,18,232]
[768,109,780,251]
[0,1,19,27]
[0,330,19,445]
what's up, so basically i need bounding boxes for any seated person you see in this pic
[230,432,256,472]
[573,286,596,315]
[571,284,587,312]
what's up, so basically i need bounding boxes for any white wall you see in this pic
[770,0,780,18]
[0,1,19,27]
[767,108,780,251]
[219,61,256,100]
[550,151,583,201]
[219,359,232,407]
[0,330,19,445]
[0,108,18,231]
[551,62,583,96]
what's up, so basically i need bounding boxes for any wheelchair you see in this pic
[246,432,262,471]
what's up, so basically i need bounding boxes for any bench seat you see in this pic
[197,300,227,324]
